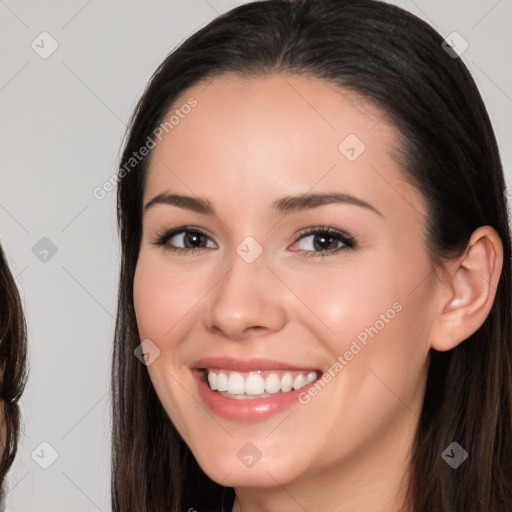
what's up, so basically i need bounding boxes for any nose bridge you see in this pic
[203,240,286,339]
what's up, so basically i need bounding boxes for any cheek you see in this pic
[132,254,206,435]
[286,250,433,384]
[133,255,205,341]
[285,256,406,349]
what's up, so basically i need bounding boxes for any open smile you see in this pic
[191,358,322,421]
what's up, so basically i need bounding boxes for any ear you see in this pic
[430,226,503,351]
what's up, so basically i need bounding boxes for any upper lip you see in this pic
[191,357,320,372]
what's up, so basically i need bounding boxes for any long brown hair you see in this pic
[0,244,28,504]
[112,1,512,510]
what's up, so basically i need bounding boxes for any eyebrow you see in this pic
[143,192,382,217]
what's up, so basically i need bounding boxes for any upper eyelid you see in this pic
[292,227,356,249]
[155,226,215,245]
[293,226,352,239]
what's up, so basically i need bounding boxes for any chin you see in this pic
[193,447,306,489]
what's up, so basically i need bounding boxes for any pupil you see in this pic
[185,232,203,248]
[314,234,335,251]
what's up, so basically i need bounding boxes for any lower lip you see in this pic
[193,370,316,422]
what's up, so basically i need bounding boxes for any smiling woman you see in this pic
[111,1,512,511]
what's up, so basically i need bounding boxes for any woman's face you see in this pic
[134,73,441,490]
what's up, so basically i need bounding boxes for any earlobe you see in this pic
[430,226,503,352]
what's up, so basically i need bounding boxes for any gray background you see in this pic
[0,0,511,510]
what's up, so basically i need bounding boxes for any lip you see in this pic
[191,356,319,372]
[191,357,321,422]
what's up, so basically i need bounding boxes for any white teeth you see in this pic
[281,373,293,392]
[305,371,317,384]
[207,371,217,391]
[227,372,245,394]
[293,374,305,390]
[245,373,265,394]
[265,373,281,394]
[205,369,319,397]
[217,372,228,391]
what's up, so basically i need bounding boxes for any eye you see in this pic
[152,225,357,257]
[289,226,356,257]
[153,226,216,254]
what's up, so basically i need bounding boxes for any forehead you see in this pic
[144,72,425,221]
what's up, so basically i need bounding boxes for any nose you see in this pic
[203,248,287,340]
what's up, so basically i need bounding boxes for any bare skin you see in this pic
[133,73,502,512]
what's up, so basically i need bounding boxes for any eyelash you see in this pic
[152,225,357,257]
